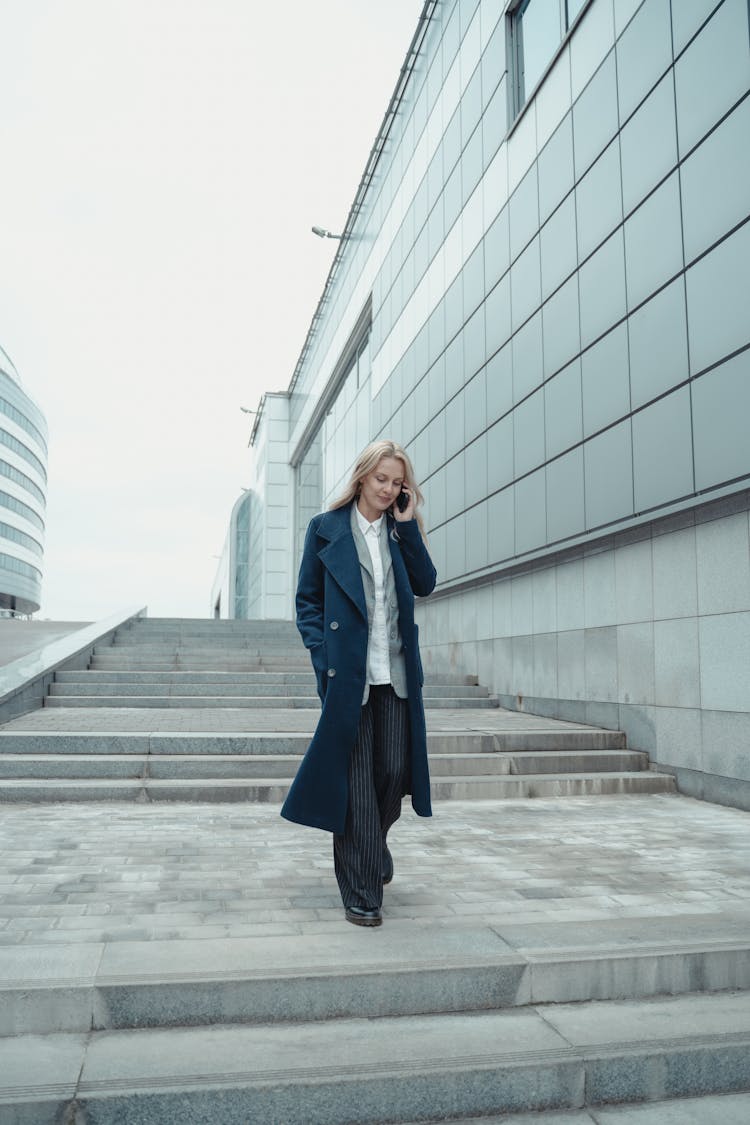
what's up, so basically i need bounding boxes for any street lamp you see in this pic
[312,226,342,240]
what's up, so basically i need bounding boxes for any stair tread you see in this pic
[0,770,672,785]
[2,919,749,1037]
[2,992,749,1114]
[4,917,749,988]
[0,751,646,762]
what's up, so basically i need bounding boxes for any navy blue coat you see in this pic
[280,502,437,834]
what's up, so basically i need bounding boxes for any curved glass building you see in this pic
[0,346,47,615]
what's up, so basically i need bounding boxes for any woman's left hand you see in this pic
[393,486,415,522]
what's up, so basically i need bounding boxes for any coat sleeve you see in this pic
[295,518,325,652]
[394,518,437,597]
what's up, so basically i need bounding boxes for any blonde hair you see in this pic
[330,440,427,540]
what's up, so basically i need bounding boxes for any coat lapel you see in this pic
[317,506,368,621]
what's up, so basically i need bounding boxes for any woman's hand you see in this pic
[393,486,415,522]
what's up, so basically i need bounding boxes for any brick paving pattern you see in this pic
[1,794,748,945]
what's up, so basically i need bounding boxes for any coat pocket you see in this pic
[310,642,328,703]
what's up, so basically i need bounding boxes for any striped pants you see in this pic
[333,684,410,911]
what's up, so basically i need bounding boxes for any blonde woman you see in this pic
[281,440,437,927]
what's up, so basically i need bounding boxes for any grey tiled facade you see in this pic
[228,0,750,808]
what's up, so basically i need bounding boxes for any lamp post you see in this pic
[311,226,343,240]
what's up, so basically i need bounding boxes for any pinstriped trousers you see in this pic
[333,684,410,911]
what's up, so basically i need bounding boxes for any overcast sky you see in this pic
[0,0,424,621]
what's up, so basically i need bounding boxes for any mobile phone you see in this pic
[396,489,410,513]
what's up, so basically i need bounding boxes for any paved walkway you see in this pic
[1,794,748,946]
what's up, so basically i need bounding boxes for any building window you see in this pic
[0,397,48,454]
[321,325,372,503]
[511,0,588,114]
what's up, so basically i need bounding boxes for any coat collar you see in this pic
[316,503,396,620]
[315,504,354,542]
[317,501,397,543]
[316,504,367,620]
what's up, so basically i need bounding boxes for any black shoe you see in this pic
[382,844,394,885]
[345,906,382,927]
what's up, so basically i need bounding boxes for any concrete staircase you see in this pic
[2,910,749,1121]
[0,618,747,1120]
[0,616,676,802]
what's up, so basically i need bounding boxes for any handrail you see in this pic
[0,605,147,722]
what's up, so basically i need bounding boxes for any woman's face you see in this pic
[358,456,405,520]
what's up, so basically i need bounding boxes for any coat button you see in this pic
[327,668,336,677]
[329,621,339,630]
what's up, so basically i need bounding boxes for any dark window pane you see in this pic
[520,0,562,99]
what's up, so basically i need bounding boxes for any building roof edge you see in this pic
[285,0,438,401]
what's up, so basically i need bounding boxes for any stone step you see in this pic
[114,635,301,644]
[105,634,305,644]
[127,617,300,629]
[117,634,302,643]
[3,916,749,1036]
[88,657,314,666]
[48,681,491,699]
[114,639,303,650]
[120,619,299,629]
[430,771,675,799]
[50,682,324,698]
[432,750,650,775]
[43,694,501,710]
[2,991,748,1123]
[120,625,300,634]
[97,643,307,652]
[96,652,308,657]
[0,771,676,802]
[0,730,630,754]
[0,733,316,755]
[113,643,303,652]
[58,670,321,685]
[0,754,300,780]
[401,1093,750,1125]
[56,669,480,686]
[0,751,650,781]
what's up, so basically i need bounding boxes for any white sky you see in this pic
[0,0,424,621]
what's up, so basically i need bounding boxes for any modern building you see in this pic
[224,0,750,809]
[0,346,48,616]
[210,488,255,619]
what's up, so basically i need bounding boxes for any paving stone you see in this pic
[0,797,748,944]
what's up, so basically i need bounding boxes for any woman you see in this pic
[281,440,437,927]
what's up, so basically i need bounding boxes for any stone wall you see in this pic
[417,489,750,811]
